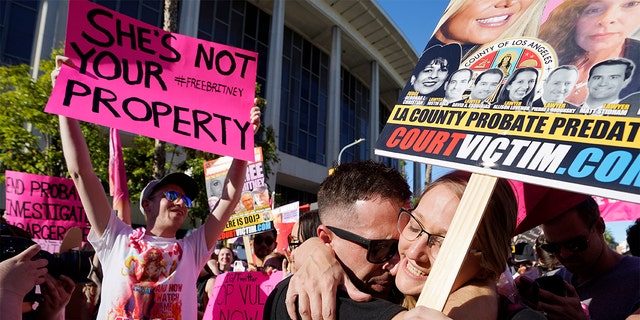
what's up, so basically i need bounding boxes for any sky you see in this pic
[375,0,636,246]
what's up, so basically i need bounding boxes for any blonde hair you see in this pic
[433,0,548,44]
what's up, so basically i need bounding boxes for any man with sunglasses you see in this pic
[265,161,448,319]
[248,229,278,270]
[537,196,640,320]
[54,57,262,320]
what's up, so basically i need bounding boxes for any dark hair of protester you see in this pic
[626,219,640,257]
[495,67,539,105]
[298,209,321,242]
[318,160,412,224]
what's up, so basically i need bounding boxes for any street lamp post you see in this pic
[337,138,366,166]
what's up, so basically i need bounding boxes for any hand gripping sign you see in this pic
[45,0,258,161]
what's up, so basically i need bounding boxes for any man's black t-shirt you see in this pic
[263,276,406,320]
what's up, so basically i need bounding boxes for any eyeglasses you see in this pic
[540,236,590,255]
[397,208,446,256]
[288,234,302,251]
[161,191,193,208]
[253,236,275,246]
[326,226,398,264]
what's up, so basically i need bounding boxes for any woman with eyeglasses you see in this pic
[285,171,518,319]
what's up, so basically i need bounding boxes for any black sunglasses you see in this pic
[253,236,275,246]
[326,226,398,264]
[540,236,590,255]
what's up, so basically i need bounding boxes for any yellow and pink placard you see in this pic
[4,170,90,252]
[45,0,258,161]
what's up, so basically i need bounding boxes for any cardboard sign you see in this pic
[204,147,275,240]
[45,0,258,161]
[376,0,640,204]
[4,170,90,246]
[202,271,283,320]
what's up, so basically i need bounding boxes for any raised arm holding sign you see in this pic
[48,2,262,317]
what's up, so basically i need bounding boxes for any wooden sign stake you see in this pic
[416,173,498,310]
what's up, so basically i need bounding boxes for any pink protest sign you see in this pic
[203,271,283,320]
[4,170,90,244]
[45,0,258,161]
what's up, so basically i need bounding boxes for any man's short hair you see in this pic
[589,58,635,80]
[318,161,411,224]
[475,68,504,85]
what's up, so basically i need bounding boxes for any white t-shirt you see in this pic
[89,212,212,320]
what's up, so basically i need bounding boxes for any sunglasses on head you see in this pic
[161,191,193,208]
[326,226,398,264]
[540,236,590,255]
[287,234,302,250]
[253,236,275,246]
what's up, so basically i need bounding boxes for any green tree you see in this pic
[0,55,109,184]
[604,228,618,250]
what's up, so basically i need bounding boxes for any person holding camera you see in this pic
[535,195,640,320]
[53,56,261,320]
[0,243,75,320]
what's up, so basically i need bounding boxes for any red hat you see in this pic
[511,181,591,235]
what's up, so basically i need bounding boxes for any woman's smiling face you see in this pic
[393,183,483,297]
[436,0,535,45]
[507,70,537,101]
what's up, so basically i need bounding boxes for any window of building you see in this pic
[279,27,329,165]
[378,103,398,168]
[0,0,40,65]
[197,0,269,89]
[275,184,317,209]
[338,69,369,164]
[93,0,163,27]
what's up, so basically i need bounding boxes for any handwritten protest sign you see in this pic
[4,171,90,250]
[45,0,258,161]
[376,1,640,204]
[203,271,283,320]
[204,147,275,240]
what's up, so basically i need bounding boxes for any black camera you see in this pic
[0,234,94,283]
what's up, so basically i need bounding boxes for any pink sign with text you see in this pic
[203,271,283,320]
[45,0,258,161]
[4,170,90,245]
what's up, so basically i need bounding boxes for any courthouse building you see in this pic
[1,0,421,206]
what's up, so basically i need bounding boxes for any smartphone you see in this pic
[535,274,566,297]
[517,276,539,308]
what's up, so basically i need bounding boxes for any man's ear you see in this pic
[410,75,416,86]
[594,217,606,234]
[317,225,332,244]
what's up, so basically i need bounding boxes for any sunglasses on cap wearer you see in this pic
[253,236,275,246]
[540,219,597,255]
[288,234,302,251]
[326,226,399,264]
[160,191,193,208]
[540,236,590,255]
